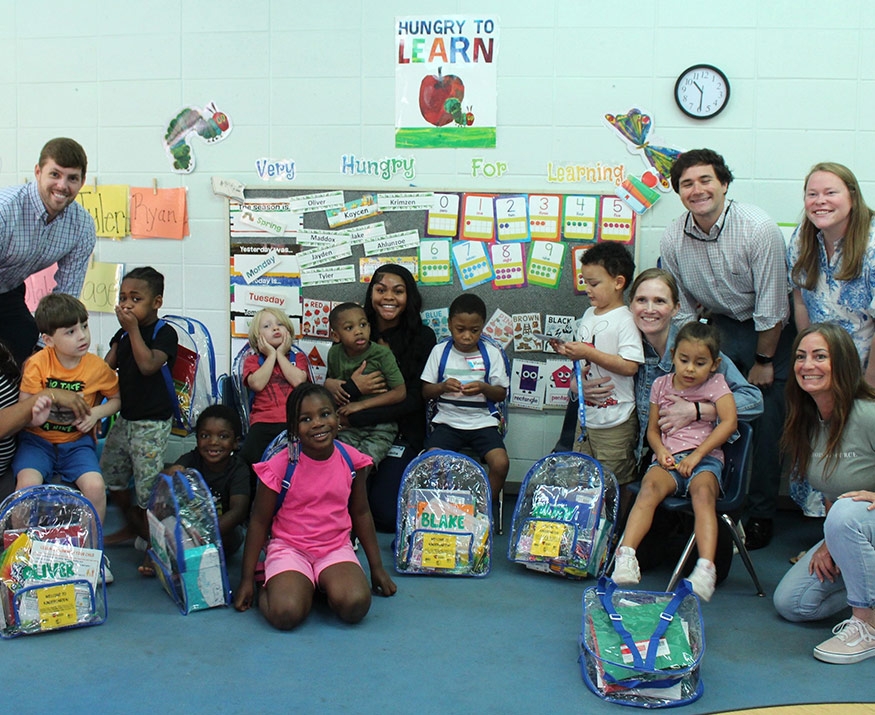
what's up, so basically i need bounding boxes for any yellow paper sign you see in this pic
[421,533,458,569]
[529,521,565,558]
[79,261,123,314]
[37,583,78,630]
[75,185,129,239]
[130,187,189,240]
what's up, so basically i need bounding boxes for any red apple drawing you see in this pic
[419,68,465,127]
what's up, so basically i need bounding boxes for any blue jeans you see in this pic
[773,498,875,621]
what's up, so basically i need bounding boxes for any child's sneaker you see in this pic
[687,559,716,601]
[813,617,875,664]
[611,546,641,585]
[100,555,114,585]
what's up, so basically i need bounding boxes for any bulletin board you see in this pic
[228,186,637,407]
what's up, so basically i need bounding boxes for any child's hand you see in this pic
[74,413,100,435]
[442,378,464,395]
[459,380,484,396]
[676,452,701,478]
[114,304,139,332]
[234,578,255,611]
[555,340,593,362]
[257,334,276,358]
[370,566,397,597]
[338,403,361,417]
[49,390,91,421]
[657,451,676,470]
[30,395,52,426]
[279,331,292,356]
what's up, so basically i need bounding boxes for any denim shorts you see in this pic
[649,450,724,497]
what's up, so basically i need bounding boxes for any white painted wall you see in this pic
[3,0,873,477]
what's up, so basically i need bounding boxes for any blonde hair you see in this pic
[248,307,295,351]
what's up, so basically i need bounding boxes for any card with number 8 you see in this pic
[490,242,527,289]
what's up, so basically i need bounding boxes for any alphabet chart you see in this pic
[598,195,636,243]
[494,194,531,243]
[528,194,561,240]
[460,193,496,241]
[526,240,566,288]
[452,240,494,289]
[562,195,599,242]
[490,242,526,289]
[419,239,453,285]
[426,193,460,237]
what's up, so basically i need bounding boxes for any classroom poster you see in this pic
[395,16,499,148]
[230,244,302,338]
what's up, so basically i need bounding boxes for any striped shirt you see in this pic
[0,181,96,295]
[0,373,18,473]
[660,200,790,332]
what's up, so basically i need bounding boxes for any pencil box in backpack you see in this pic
[394,450,492,577]
[147,468,231,614]
[508,452,618,579]
[0,485,107,637]
[579,576,705,708]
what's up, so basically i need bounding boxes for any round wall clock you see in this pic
[674,64,730,119]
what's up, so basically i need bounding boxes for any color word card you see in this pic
[419,239,453,285]
[490,242,526,289]
[494,195,531,243]
[526,240,566,288]
[452,240,494,289]
[427,193,460,237]
[598,195,636,243]
[528,194,561,241]
[562,195,598,242]
[460,193,496,241]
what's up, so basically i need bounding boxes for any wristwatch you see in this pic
[754,353,774,365]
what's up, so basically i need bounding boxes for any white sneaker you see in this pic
[611,546,641,585]
[686,560,716,601]
[814,617,875,664]
[100,555,114,585]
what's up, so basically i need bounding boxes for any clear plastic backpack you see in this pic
[395,450,492,577]
[0,485,107,637]
[147,469,231,614]
[508,451,618,579]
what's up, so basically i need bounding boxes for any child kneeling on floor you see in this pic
[234,383,396,630]
[612,321,737,601]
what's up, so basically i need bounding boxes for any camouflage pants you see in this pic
[101,416,172,508]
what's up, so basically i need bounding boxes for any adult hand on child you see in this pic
[658,395,698,435]
[838,490,875,510]
[582,375,613,404]
[349,361,387,395]
[45,389,91,421]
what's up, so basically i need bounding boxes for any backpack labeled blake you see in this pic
[508,451,618,579]
[579,577,705,708]
[395,450,492,577]
[147,468,231,614]
[0,485,107,637]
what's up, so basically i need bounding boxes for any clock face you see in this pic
[674,65,730,119]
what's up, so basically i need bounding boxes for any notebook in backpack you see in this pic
[508,452,618,579]
[395,450,492,577]
[162,315,221,436]
[579,577,705,707]
[0,485,107,637]
[147,468,231,614]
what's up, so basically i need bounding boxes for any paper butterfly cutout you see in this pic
[604,108,682,191]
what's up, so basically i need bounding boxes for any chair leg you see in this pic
[494,487,503,536]
[720,513,766,597]
[667,533,697,592]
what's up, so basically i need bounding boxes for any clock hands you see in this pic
[693,81,704,112]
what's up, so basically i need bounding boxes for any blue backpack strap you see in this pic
[274,440,356,515]
[122,319,182,426]
[575,360,587,442]
[436,338,498,418]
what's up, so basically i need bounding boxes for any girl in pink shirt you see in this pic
[234,383,396,630]
[612,321,738,601]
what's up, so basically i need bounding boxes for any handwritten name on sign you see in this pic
[75,185,129,239]
[130,187,189,239]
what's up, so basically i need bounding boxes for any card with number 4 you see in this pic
[526,240,565,289]
[452,240,494,289]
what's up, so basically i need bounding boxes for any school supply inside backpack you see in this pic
[0,485,107,637]
[395,450,492,577]
[508,451,618,579]
[579,577,705,708]
[147,468,230,614]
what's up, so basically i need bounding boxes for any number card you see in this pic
[490,242,526,289]
[526,240,566,289]
[528,194,561,241]
[494,195,531,243]
[419,239,453,285]
[452,240,494,289]
[427,193,460,237]
[599,195,636,243]
[562,195,599,242]
[460,193,496,241]
[571,245,588,295]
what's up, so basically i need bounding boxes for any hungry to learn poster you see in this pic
[395,15,499,149]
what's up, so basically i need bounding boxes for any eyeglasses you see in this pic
[683,200,732,241]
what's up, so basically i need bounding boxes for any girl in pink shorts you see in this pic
[234,383,396,629]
